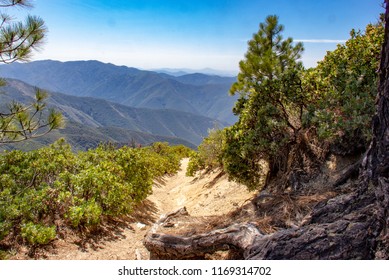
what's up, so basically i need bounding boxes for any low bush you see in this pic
[0,140,186,246]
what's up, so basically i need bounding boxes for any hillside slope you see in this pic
[0,79,224,148]
[0,60,238,124]
[3,121,196,151]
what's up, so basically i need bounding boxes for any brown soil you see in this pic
[10,158,254,260]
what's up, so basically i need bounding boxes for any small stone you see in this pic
[136,222,146,230]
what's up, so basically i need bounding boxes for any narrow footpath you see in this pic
[19,159,253,260]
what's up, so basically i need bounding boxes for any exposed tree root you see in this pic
[144,207,262,259]
[144,188,382,259]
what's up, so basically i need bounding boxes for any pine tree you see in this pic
[223,15,306,190]
[0,0,62,144]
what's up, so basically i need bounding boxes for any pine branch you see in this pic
[0,0,32,8]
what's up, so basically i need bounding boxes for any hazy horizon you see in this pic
[11,0,384,72]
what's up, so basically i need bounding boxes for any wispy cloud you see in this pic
[295,39,347,43]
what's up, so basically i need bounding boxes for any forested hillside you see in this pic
[0,60,238,124]
[0,79,223,148]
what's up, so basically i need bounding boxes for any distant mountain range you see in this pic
[0,79,225,150]
[152,67,238,77]
[0,60,238,124]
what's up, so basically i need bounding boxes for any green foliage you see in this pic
[0,2,63,144]
[146,142,191,177]
[21,222,56,245]
[0,1,46,63]
[0,86,63,144]
[186,151,204,177]
[201,15,383,191]
[0,249,8,260]
[222,15,306,190]
[66,200,102,228]
[303,20,384,152]
[186,128,224,176]
[168,144,192,158]
[0,140,184,246]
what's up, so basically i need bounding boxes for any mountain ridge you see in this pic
[0,60,238,124]
[0,78,224,149]
[152,67,238,77]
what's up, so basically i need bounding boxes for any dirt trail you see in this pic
[22,158,253,260]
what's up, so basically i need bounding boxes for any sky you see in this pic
[10,0,385,75]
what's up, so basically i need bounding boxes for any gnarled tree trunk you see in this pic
[144,207,262,259]
[144,2,389,259]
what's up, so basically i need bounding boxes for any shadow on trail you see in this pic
[73,199,159,253]
[127,199,159,225]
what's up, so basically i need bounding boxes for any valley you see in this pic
[0,76,233,150]
[0,60,237,150]
[0,60,238,124]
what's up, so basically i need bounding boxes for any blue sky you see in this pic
[11,0,385,74]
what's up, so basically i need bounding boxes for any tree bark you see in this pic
[143,2,389,259]
[144,207,263,259]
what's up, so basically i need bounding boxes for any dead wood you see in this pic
[333,157,363,187]
[144,207,262,259]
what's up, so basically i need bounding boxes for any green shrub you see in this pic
[303,20,384,152]
[186,128,224,176]
[222,15,306,190]
[21,222,56,245]
[66,200,102,228]
[169,144,192,158]
[0,139,186,246]
[186,151,205,176]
